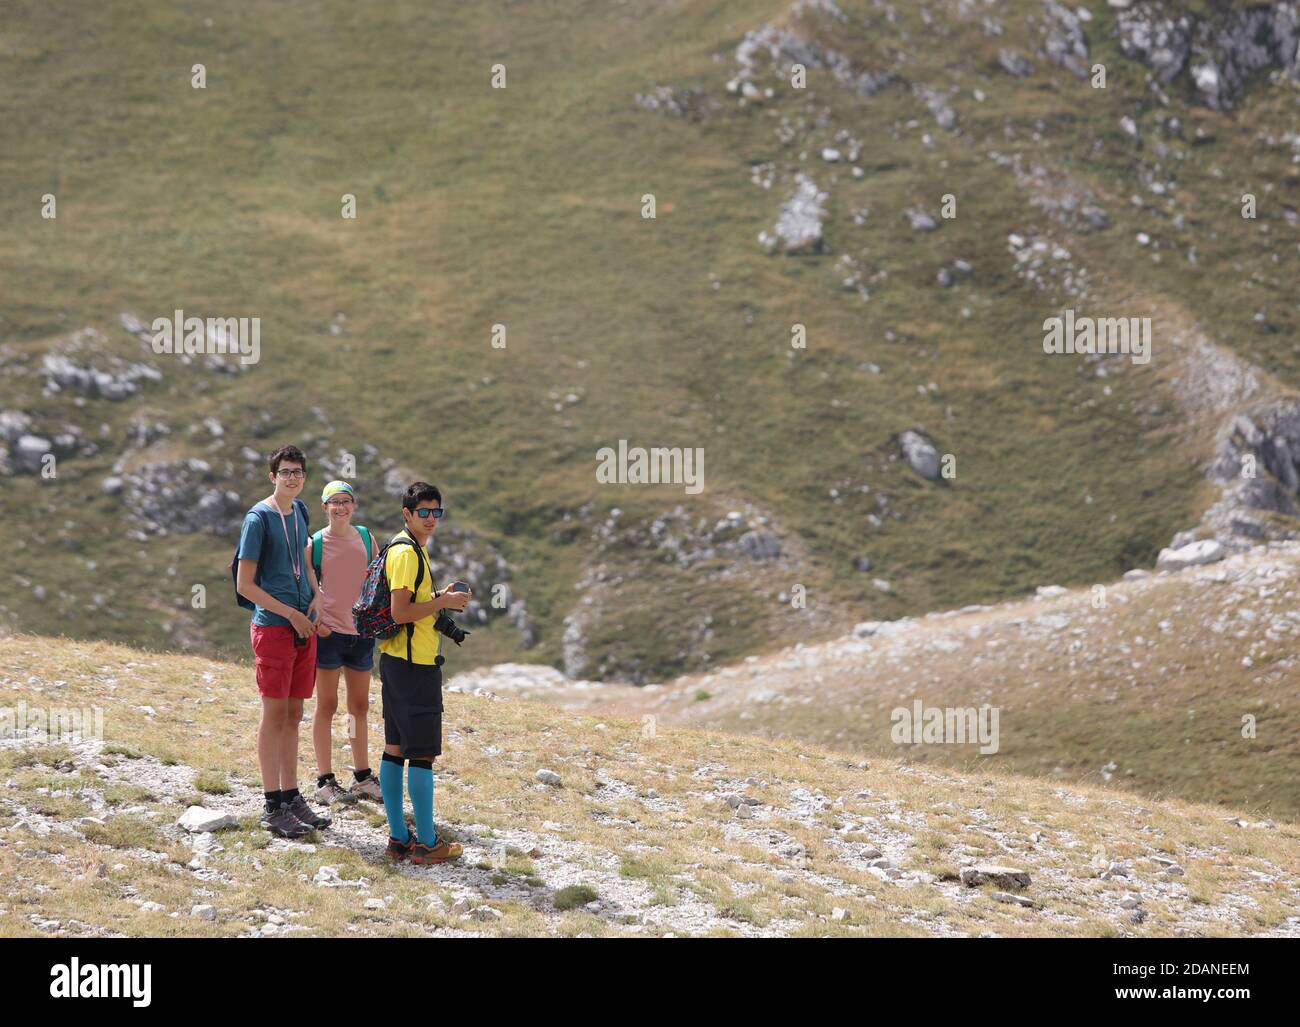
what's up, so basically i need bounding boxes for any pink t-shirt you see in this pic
[318,527,371,635]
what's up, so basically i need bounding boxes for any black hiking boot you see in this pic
[261,802,312,839]
[285,792,332,830]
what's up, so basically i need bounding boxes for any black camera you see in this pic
[434,581,472,646]
[434,612,470,647]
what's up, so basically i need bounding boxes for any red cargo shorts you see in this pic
[250,623,317,699]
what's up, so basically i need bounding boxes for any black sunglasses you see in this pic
[413,507,444,520]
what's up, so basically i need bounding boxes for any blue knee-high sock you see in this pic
[379,754,408,842]
[408,761,435,847]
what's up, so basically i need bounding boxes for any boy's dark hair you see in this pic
[269,444,307,475]
[402,481,442,511]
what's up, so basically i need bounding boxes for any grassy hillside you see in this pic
[0,0,1297,680]
[2,633,1298,937]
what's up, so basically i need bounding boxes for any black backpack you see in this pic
[231,498,310,610]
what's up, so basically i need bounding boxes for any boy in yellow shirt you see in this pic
[378,482,470,865]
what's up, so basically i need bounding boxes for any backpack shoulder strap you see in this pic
[252,501,277,572]
[409,537,427,661]
[383,534,416,582]
[412,538,426,595]
[387,532,427,662]
[310,530,325,582]
[356,525,373,561]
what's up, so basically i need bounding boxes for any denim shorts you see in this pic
[315,630,374,672]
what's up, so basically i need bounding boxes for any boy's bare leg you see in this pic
[258,697,288,792]
[280,697,304,791]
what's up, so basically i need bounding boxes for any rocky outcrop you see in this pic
[0,412,99,476]
[115,458,246,537]
[42,351,161,401]
[759,173,828,255]
[634,84,718,121]
[896,430,940,481]
[1173,397,1300,551]
[38,325,163,400]
[608,505,793,569]
[728,2,894,102]
[1040,1,1089,79]
[1210,401,1300,499]
[1117,1,1300,109]
[998,49,1034,78]
[1157,539,1226,570]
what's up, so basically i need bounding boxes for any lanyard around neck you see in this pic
[268,500,302,581]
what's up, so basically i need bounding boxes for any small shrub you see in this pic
[81,815,164,851]
[194,770,230,795]
[554,884,599,910]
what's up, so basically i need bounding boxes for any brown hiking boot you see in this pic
[386,830,416,862]
[409,837,463,865]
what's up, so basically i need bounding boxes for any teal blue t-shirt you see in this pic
[237,500,311,628]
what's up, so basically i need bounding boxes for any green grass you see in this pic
[103,744,145,759]
[620,853,674,881]
[79,815,171,852]
[193,770,231,795]
[103,781,156,804]
[553,884,600,911]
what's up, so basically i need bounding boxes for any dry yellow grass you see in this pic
[491,543,1300,820]
[1,632,1298,937]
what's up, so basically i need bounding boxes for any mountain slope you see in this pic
[2,0,1298,680]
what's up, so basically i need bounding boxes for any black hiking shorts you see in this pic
[380,653,443,759]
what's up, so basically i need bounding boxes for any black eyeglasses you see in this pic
[413,507,444,520]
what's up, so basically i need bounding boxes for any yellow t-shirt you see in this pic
[378,530,440,665]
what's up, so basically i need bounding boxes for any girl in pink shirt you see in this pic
[306,480,384,804]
